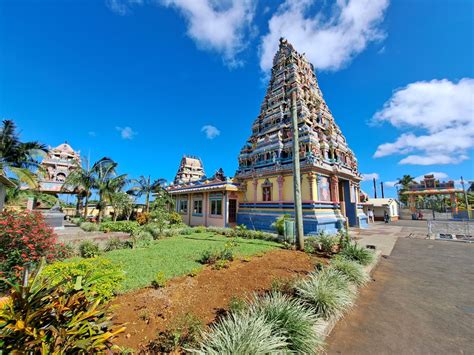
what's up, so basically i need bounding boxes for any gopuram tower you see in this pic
[235,38,367,234]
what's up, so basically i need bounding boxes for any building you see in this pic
[168,39,367,234]
[362,198,399,221]
[234,39,366,234]
[38,142,81,193]
[168,168,239,228]
[0,174,16,212]
[174,156,205,184]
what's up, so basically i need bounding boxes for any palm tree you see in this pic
[62,160,95,218]
[0,120,47,187]
[127,175,166,213]
[395,174,416,205]
[92,157,127,223]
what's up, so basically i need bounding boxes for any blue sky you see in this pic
[1,0,473,199]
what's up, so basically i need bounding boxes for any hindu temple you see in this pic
[168,39,367,234]
[38,142,81,193]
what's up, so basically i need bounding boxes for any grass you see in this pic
[105,232,280,292]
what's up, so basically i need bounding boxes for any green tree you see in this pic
[0,120,47,187]
[109,191,134,221]
[92,158,127,223]
[62,161,95,218]
[395,174,416,205]
[127,175,166,213]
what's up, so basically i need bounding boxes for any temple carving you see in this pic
[174,156,205,184]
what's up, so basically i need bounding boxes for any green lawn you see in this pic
[105,232,281,292]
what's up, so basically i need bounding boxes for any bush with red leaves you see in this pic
[0,210,73,288]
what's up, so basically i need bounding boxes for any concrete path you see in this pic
[326,237,474,354]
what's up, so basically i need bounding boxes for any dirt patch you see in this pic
[112,249,322,350]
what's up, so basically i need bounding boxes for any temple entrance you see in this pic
[228,199,237,223]
[340,179,357,227]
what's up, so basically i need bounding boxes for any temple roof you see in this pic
[235,38,360,180]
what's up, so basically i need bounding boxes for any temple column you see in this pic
[409,195,416,212]
[307,173,316,201]
[253,178,258,203]
[277,175,285,201]
[330,175,339,203]
[450,193,458,213]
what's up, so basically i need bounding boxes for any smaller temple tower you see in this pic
[174,155,205,184]
[39,142,81,193]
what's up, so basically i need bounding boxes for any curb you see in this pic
[317,249,383,338]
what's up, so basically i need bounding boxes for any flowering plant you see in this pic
[0,210,70,287]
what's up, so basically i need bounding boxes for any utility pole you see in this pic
[291,90,304,250]
[460,176,470,216]
[373,178,377,198]
[380,181,385,198]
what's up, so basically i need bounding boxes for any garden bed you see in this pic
[112,249,323,350]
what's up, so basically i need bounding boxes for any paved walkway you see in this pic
[326,237,474,354]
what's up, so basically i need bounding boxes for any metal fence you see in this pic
[428,220,474,242]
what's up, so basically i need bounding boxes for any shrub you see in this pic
[318,232,339,254]
[330,256,370,286]
[104,237,129,251]
[180,227,193,235]
[136,212,150,225]
[0,210,67,287]
[149,313,203,353]
[198,245,234,265]
[99,221,139,234]
[271,214,291,236]
[213,259,230,270]
[142,223,163,239]
[80,222,99,232]
[52,242,76,259]
[271,277,296,296]
[79,240,101,258]
[131,230,153,249]
[42,257,124,299]
[70,217,84,225]
[0,264,125,352]
[164,228,179,238]
[249,292,324,354]
[340,243,375,266]
[296,268,355,320]
[193,226,206,233]
[151,271,167,288]
[169,211,183,225]
[192,311,287,354]
[187,267,202,277]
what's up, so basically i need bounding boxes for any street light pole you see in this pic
[291,90,304,250]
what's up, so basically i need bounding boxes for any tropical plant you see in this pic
[104,237,129,251]
[151,271,167,288]
[0,263,125,352]
[296,268,355,320]
[99,220,139,234]
[192,311,287,354]
[62,160,95,219]
[0,210,66,288]
[128,175,166,213]
[248,292,325,354]
[109,191,134,221]
[41,257,124,299]
[92,157,128,223]
[330,256,370,286]
[271,214,291,236]
[340,243,375,266]
[79,240,101,258]
[80,221,100,232]
[396,174,416,205]
[0,119,47,188]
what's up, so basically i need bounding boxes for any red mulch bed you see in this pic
[112,249,323,350]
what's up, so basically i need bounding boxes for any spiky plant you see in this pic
[330,256,370,286]
[191,311,287,354]
[296,268,356,320]
[340,243,375,266]
[248,292,325,354]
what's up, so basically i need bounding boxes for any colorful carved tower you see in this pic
[235,38,367,234]
[174,155,205,184]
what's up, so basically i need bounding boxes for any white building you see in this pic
[363,198,399,221]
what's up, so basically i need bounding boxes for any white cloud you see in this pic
[373,78,474,165]
[162,0,256,67]
[106,0,143,15]
[116,126,137,140]
[260,0,389,71]
[384,181,397,187]
[201,125,220,139]
[362,173,379,181]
